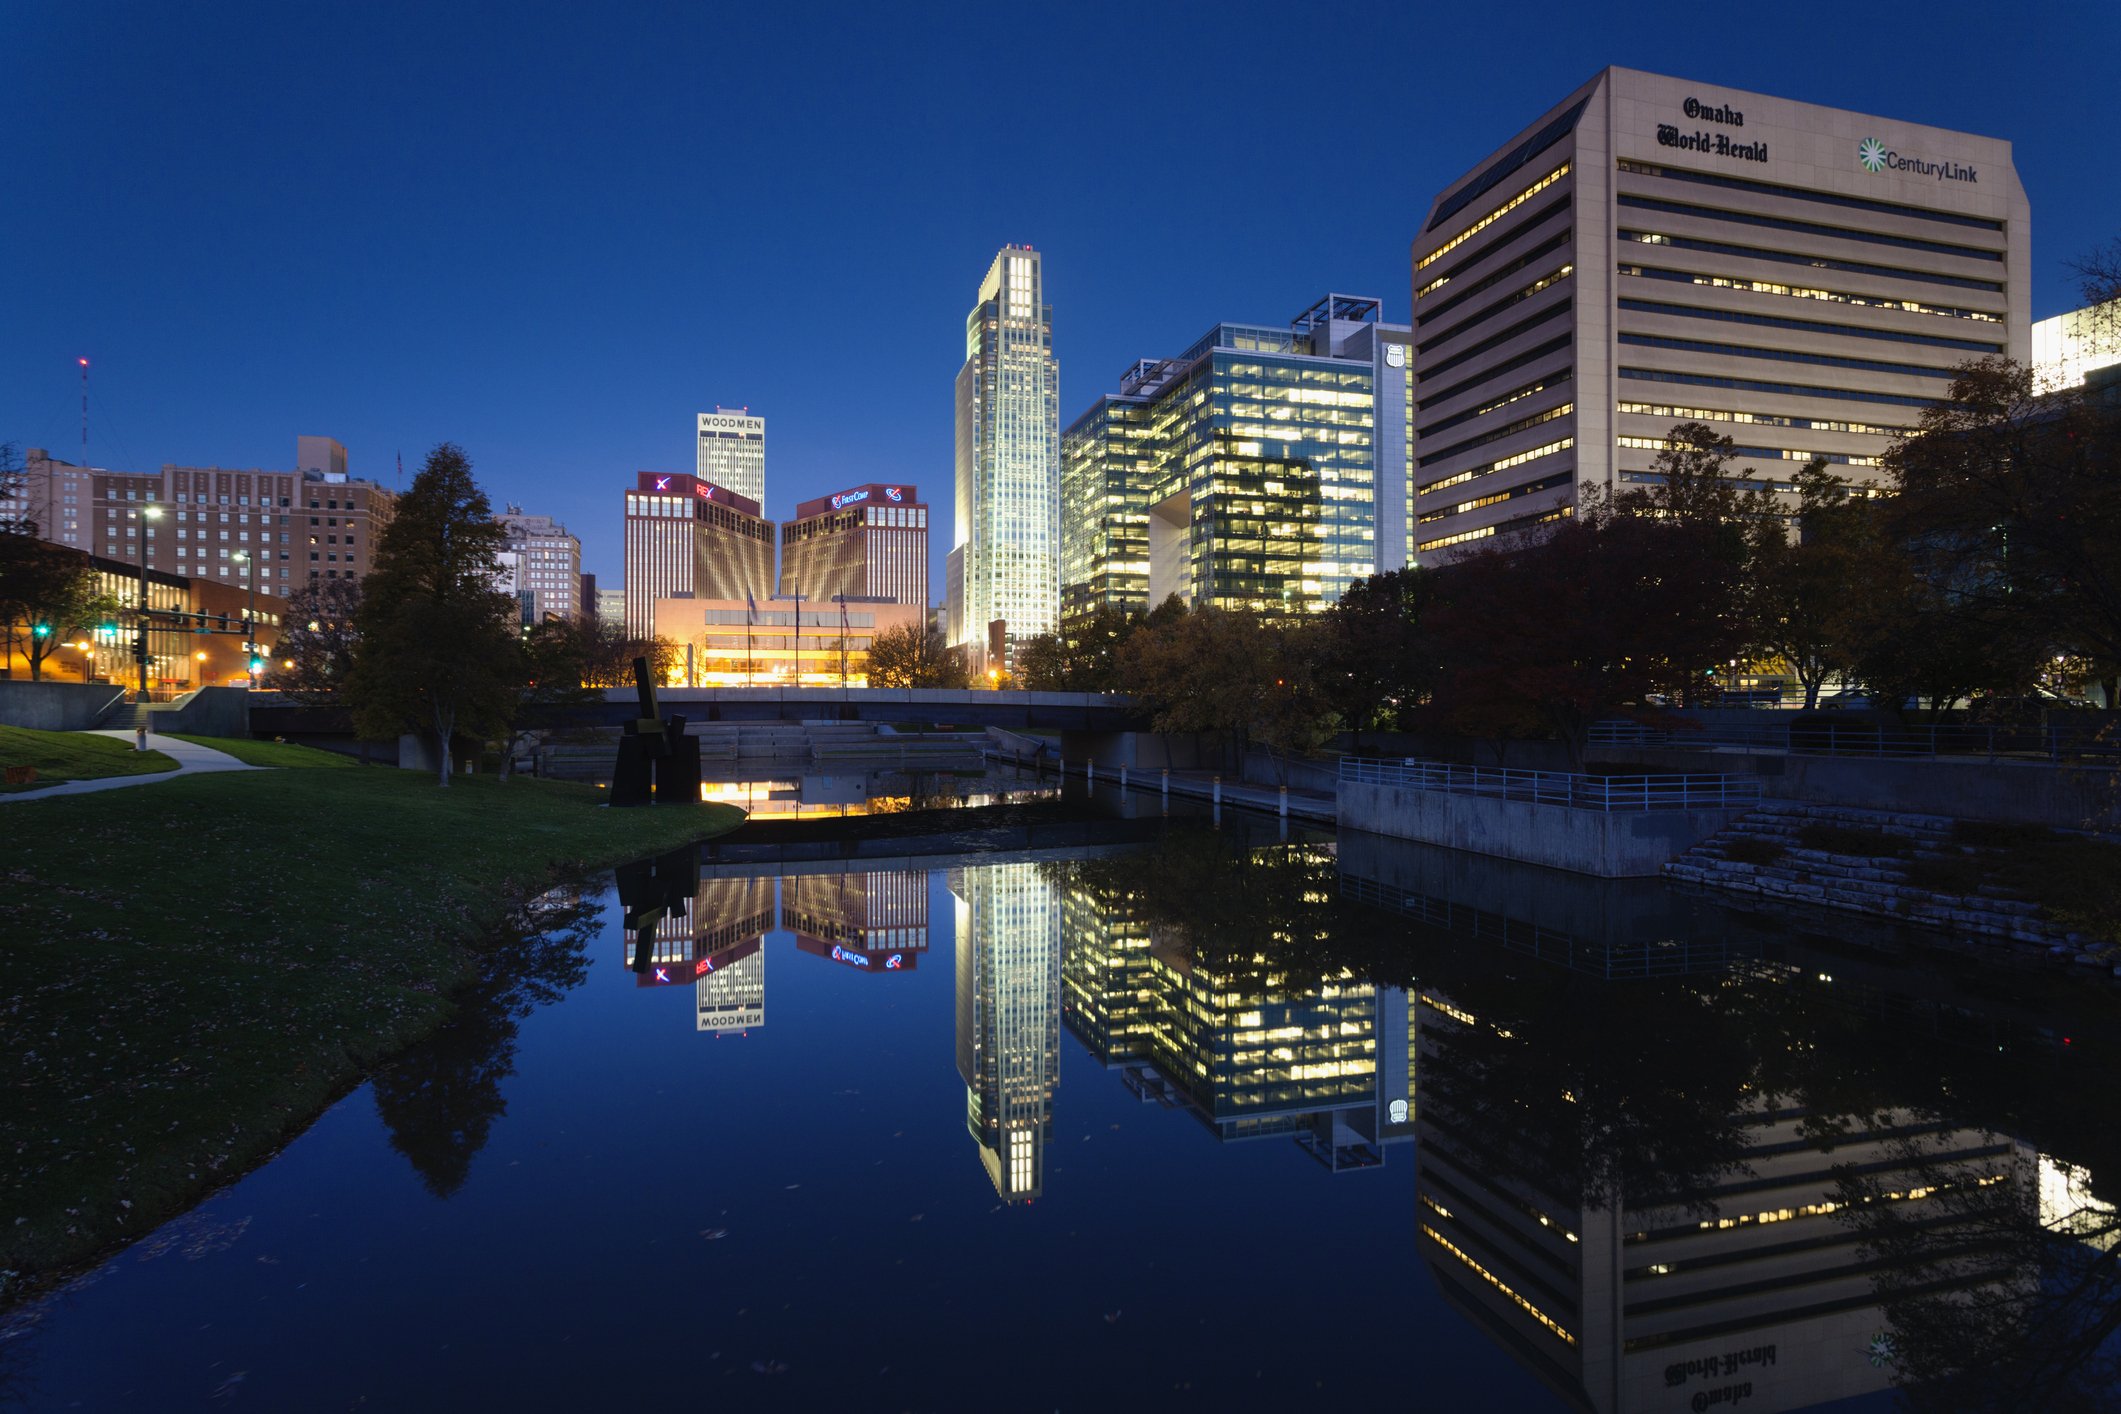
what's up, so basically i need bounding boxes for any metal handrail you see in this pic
[1588,717,2120,762]
[1338,757,1761,812]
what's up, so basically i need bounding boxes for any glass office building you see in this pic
[950,246,1060,673]
[1062,296,1411,619]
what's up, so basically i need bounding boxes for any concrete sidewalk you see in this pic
[0,731,260,803]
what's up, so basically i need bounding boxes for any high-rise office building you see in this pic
[779,483,929,607]
[496,506,582,623]
[595,586,626,628]
[951,862,1061,1203]
[695,408,766,505]
[950,245,1059,674]
[1062,296,1410,619]
[1409,67,2028,559]
[620,471,774,640]
[693,878,774,1033]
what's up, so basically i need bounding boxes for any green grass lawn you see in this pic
[0,724,177,791]
[166,734,357,768]
[1,764,741,1297]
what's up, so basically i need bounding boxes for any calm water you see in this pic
[4,798,2117,1412]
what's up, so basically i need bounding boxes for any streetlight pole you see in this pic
[234,550,257,689]
[135,504,162,750]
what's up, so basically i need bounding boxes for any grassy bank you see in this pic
[1,762,741,1297]
[0,724,176,791]
[166,734,355,768]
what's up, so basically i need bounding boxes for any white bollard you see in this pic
[1279,785,1288,819]
[1086,760,1094,783]
[1212,775,1221,806]
[1119,766,1128,790]
[1161,768,1169,797]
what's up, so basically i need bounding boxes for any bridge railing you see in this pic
[1588,717,2120,762]
[1338,757,1761,813]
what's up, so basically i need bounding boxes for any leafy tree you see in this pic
[344,443,521,784]
[272,577,364,704]
[864,622,967,688]
[1881,358,2121,706]
[567,611,673,689]
[1118,605,1326,773]
[1746,460,1878,709]
[1308,567,1437,743]
[1019,604,1143,692]
[1428,512,1749,768]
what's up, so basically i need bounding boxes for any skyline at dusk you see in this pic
[7,0,2115,589]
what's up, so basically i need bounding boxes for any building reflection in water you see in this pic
[951,863,1060,1203]
[1054,848,1416,1172]
[786,866,927,974]
[1409,983,2034,1414]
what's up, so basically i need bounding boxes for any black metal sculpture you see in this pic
[609,655,702,806]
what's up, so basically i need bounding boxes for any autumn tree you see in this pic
[1745,460,1880,709]
[344,443,522,784]
[1428,512,1749,768]
[1018,604,1143,692]
[272,577,364,703]
[864,622,967,688]
[1118,604,1327,772]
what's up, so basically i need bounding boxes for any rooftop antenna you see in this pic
[78,357,89,463]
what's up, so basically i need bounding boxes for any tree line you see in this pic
[1018,355,2120,769]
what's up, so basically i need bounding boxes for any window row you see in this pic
[1417,470,1574,524]
[1618,366,1943,409]
[1419,371,1574,440]
[1614,435,1880,467]
[1616,400,1911,438]
[1616,334,1959,380]
[1419,402,1575,469]
[1420,335,1574,409]
[1417,265,1574,356]
[1619,264,2001,323]
[1420,298,1573,381]
[1618,297,2003,354]
[1615,158,2006,231]
[1419,228,1572,319]
[1423,437,1574,494]
[1620,229,2002,293]
[1418,163,1572,271]
[1616,194,2005,262]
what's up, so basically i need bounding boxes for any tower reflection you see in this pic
[951,863,1061,1203]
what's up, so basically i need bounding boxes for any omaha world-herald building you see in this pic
[1409,67,2028,558]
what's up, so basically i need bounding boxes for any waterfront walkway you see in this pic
[0,732,258,803]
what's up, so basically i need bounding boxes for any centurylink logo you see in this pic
[1858,137,1887,172]
[1857,135,1979,183]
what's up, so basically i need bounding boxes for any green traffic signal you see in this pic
[32,622,52,638]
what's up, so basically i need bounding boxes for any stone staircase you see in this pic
[1665,801,2081,953]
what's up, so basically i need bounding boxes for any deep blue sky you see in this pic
[6,1,2115,586]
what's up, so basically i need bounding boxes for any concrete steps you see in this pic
[1666,802,2079,951]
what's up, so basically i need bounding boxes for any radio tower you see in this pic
[79,357,89,463]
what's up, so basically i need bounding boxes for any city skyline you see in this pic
[4,4,2112,595]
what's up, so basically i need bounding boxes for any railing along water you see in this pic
[1338,757,1762,812]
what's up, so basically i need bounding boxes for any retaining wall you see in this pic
[0,680,128,731]
[1338,779,1743,877]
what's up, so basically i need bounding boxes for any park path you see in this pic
[0,731,260,804]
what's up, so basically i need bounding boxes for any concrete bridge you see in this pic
[246,686,1146,742]
[578,686,1144,732]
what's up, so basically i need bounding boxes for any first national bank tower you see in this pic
[1408,67,2028,558]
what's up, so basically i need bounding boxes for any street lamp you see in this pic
[134,505,163,750]
[232,549,259,689]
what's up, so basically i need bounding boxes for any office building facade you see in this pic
[496,507,582,623]
[653,595,923,686]
[950,245,1059,674]
[786,867,929,974]
[20,438,394,599]
[779,482,928,607]
[1409,67,2028,559]
[2032,297,2121,393]
[621,471,774,639]
[695,408,765,505]
[1061,295,1410,620]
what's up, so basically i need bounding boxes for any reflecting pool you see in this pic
[3,815,2116,1412]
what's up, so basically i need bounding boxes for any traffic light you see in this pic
[249,656,265,673]
[31,622,51,639]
